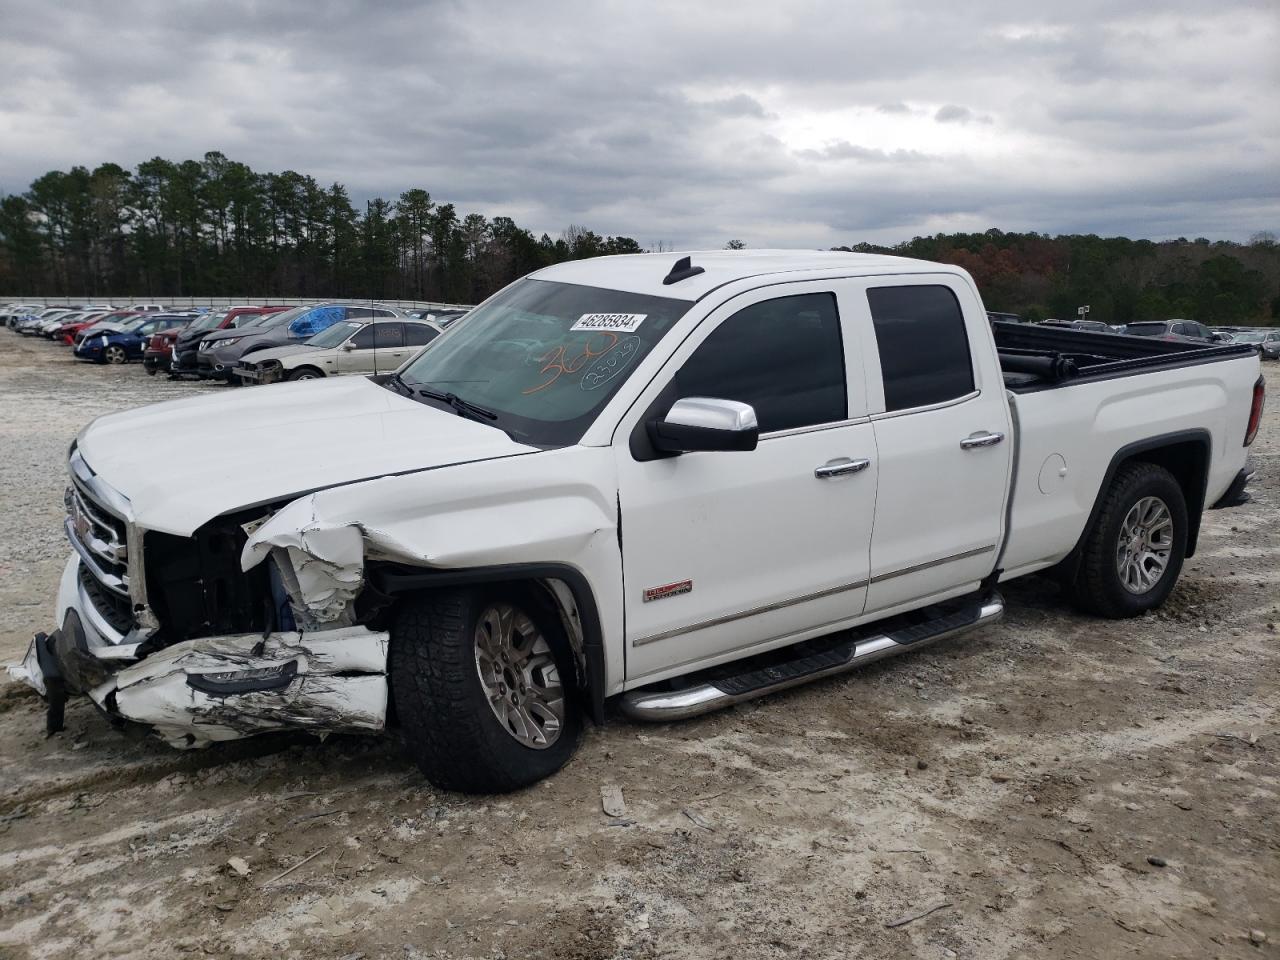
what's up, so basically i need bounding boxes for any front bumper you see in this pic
[9,556,390,747]
[233,360,284,385]
[143,351,171,373]
[74,341,106,362]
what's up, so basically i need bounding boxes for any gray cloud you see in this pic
[0,0,1276,248]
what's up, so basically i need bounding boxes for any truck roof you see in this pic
[530,249,956,300]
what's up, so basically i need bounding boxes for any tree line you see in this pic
[0,152,644,303]
[835,229,1280,326]
[1,152,1277,324]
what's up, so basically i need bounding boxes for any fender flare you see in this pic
[1056,428,1211,581]
[371,562,609,724]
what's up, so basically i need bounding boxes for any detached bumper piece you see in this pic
[12,623,390,748]
[1210,467,1253,509]
[620,592,1004,722]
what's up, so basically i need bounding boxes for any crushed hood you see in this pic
[76,376,537,536]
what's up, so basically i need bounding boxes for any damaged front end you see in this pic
[10,451,390,748]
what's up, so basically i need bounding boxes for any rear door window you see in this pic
[404,323,440,346]
[672,292,846,433]
[867,285,974,412]
[372,322,404,348]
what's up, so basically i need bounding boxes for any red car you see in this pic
[58,310,138,344]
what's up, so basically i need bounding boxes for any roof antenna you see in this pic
[662,256,705,285]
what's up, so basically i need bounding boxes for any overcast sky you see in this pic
[1,0,1277,247]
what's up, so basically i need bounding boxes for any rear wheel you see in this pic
[390,587,581,793]
[1068,462,1187,618]
[288,367,323,381]
[103,345,127,365]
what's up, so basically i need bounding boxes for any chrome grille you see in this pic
[65,482,129,595]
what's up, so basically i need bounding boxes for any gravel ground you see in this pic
[0,333,1277,960]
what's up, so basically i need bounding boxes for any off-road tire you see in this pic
[1068,462,1187,618]
[390,587,582,793]
[288,366,323,381]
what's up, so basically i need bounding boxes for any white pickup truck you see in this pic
[15,251,1265,793]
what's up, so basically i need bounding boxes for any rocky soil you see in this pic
[0,334,1276,959]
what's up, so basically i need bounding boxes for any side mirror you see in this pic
[341,341,356,351]
[648,398,758,454]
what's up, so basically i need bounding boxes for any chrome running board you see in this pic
[619,593,1004,722]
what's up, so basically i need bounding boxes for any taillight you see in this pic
[1245,376,1265,446]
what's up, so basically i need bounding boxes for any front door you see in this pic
[616,285,880,684]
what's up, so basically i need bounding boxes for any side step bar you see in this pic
[619,592,1004,722]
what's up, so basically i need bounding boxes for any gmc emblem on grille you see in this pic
[643,580,692,603]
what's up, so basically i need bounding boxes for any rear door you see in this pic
[850,278,1012,613]
[615,284,880,683]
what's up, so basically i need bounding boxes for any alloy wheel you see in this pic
[1115,496,1173,594]
[473,603,565,749]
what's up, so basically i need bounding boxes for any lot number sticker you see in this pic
[571,313,647,333]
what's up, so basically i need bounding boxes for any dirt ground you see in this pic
[0,333,1276,960]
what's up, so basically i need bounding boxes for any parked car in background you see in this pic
[986,311,1024,324]
[198,303,406,381]
[72,310,152,343]
[1,303,45,327]
[34,310,90,337]
[54,310,136,344]
[16,308,74,334]
[169,305,289,378]
[406,308,468,327]
[234,316,443,383]
[73,314,194,364]
[1228,329,1280,360]
[127,304,165,312]
[1123,319,1227,343]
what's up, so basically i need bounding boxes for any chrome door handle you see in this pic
[814,457,871,479]
[960,431,1005,450]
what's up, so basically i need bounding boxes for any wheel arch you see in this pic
[371,562,608,724]
[1056,428,1210,582]
[288,364,326,379]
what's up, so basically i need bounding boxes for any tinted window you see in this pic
[372,322,404,348]
[349,325,377,349]
[868,285,974,411]
[404,323,439,346]
[347,307,374,319]
[372,308,397,318]
[672,293,845,433]
[1124,323,1165,337]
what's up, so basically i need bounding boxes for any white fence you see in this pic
[2,296,473,312]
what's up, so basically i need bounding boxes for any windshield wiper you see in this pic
[384,371,413,395]
[417,387,499,422]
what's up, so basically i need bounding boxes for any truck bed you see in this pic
[992,322,1256,391]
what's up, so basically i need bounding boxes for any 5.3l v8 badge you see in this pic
[643,580,692,603]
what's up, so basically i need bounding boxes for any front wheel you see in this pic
[103,345,128,365]
[1068,462,1187,618]
[288,367,323,381]
[390,588,581,793]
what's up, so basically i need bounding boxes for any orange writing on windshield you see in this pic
[524,332,620,394]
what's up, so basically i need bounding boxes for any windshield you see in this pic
[1124,323,1166,337]
[398,279,692,446]
[251,306,307,330]
[307,320,362,347]
[117,317,149,332]
[189,310,227,332]
[1230,332,1264,343]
